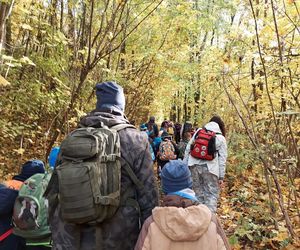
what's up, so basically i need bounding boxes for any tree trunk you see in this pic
[0,1,14,53]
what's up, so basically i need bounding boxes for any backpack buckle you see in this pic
[95,196,101,204]
[101,154,117,162]
[107,154,116,161]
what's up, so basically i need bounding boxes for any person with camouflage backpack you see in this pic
[45,81,159,250]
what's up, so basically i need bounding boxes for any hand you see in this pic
[219,180,225,188]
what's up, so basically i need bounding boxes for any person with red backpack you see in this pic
[0,160,45,250]
[184,116,227,213]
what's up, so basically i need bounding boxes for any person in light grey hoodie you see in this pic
[184,116,227,212]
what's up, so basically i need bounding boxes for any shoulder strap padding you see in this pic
[121,157,144,190]
[111,123,136,132]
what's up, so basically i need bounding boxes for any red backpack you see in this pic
[190,129,217,160]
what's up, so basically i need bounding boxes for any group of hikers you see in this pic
[0,81,229,250]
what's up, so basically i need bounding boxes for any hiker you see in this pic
[146,116,159,139]
[140,124,155,161]
[178,131,192,159]
[157,132,179,175]
[180,121,193,140]
[174,122,182,144]
[184,115,227,212]
[46,81,159,250]
[0,160,45,250]
[167,121,175,138]
[160,120,169,133]
[135,160,230,250]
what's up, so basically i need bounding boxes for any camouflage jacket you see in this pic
[49,111,159,250]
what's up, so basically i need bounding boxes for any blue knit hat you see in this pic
[161,160,192,194]
[95,81,125,113]
[13,160,45,182]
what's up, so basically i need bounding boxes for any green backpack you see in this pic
[13,173,51,240]
[47,123,142,225]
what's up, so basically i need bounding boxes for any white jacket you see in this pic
[184,122,227,179]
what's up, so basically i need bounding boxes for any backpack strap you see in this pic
[0,228,13,242]
[110,123,142,189]
[43,171,59,221]
[120,157,144,190]
[110,123,136,131]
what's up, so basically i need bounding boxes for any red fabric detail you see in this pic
[0,228,13,242]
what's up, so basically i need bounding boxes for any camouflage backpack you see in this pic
[158,140,177,161]
[45,123,142,225]
[13,173,51,240]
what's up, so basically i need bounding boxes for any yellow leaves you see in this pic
[21,23,33,31]
[13,148,25,155]
[19,56,36,66]
[294,178,300,187]
[287,0,295,4]
[27,138,34,145]
[0,75,10,87]
[108,32,114,40]
[271,231,289,242]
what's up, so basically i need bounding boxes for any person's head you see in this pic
[183,131,192,141]
[149,116,155,123]
[210,115,226,137]
[161,131,172,141]
[95,81,125,114]
[161,160,192,194]
[140,124,147,131]
[161,120,168,129]
[13,160,45,182]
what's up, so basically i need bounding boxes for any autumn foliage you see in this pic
[0,0,299,248]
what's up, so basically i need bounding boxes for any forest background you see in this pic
[0,0,299,249]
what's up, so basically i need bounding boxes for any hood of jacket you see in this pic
[152,204,212,241]
[80,111,129,128]
[204,121,222,134]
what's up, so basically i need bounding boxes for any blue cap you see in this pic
[13,160,45,182]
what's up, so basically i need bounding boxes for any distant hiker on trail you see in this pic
[167,121,175,138]
[135,160,230,250]
[174,122,182,144]
[140,124,155,161]
[160,120,169,134]
[157,132,179,176]
[0,160,45,250]
[184,115,228,213]
[178,131,192,159]
[46,81,159,250]
[180,121,194,140]
[146,116,159,139]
